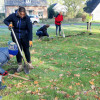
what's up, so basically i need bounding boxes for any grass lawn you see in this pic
[0,24,100,100]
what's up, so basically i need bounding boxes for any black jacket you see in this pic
[37,25,47,34]
[4,13,33,41]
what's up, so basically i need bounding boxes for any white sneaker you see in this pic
[28,63,34,69]
[17,64,23,72]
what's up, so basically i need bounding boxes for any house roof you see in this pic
[5,0,47,6]
[84,0,100,13]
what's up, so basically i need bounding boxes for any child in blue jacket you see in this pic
[0,42,18,98]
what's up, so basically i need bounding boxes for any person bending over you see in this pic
[36,24,50,39]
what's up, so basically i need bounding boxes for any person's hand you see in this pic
[9,24,13,27]
[9,55,13,58]
[8,24,13,30]
[29,41,33,47]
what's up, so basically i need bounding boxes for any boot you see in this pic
[38,36,41,39]
[59,32,62,36]
[56,33,57,36]
[17,64,23,72]
[28,62,34,69]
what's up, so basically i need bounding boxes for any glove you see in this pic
[29,41,33,47]
[8,24,13,30]
[9,24,13,27]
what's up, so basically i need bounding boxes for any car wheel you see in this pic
[33,21,38,25]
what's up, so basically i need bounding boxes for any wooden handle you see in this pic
[8,74,29,81]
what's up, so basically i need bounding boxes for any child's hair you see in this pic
[46,24,50,28]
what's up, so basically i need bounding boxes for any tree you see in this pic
[63,0,85,18]
[47,0,63,19]
[47,0,63,6]
[48,4,58,19]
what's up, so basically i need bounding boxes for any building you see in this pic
[92,2,100,21]
[0,0,5,13]
[5,0,48,18]
[84,0,100,21]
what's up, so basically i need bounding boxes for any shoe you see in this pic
[38,36,42,39]
[17,64,23,72]
[56,34,58,37]
[59,34,62,36]
[28,63,34,69]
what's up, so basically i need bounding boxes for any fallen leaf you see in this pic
[76,97,81,100]
[49,57,54,60]
[69,85,72,89]
[76,83,80,85]
[74,92,80,95]
[40,61,44,64]
[59,74,63,77]
[2,79,5,84]
[57,91,66,94]
[74,74,80,78]
[53,62,58,64]
[34,81,38,85]
[30,50,37,54]
[65,94,70,98]
[43,55,46,57]
[40,99,46,100]
[55,97,58,100]
[91,85,95,90]
[89,81,94,85]
[26,90,31,94]
[94,95,99,99]
[31,91,36,95]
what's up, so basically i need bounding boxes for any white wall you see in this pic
[0,0,5,13]
[92,3,100,21]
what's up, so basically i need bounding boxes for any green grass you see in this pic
[0,24,100,100]
[40,19,85,24]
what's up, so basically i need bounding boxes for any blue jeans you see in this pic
[56,24,61,35]
[36,31,49,38]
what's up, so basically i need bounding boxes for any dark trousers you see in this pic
[87,22,91,30]
[56,24,61,35]
[36,31,49,38]
[12,34,31,64]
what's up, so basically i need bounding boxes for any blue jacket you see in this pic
[4,13,33,41]
[0,47,10,75]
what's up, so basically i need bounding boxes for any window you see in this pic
[38,12,43,18]
[29,10,33,15]
[26,0,31,3]
[9,8,15,14]
[29,15,35,18]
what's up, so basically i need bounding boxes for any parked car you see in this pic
[29,15,40,24]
